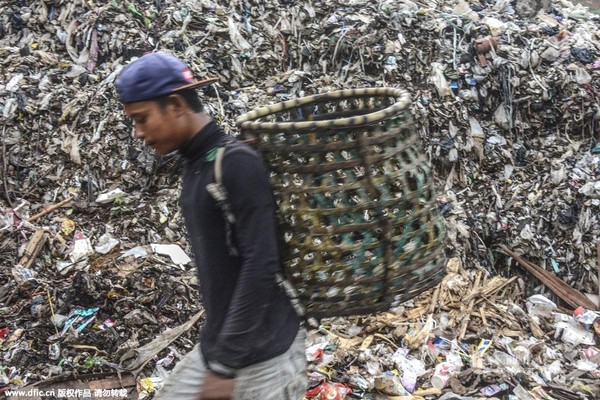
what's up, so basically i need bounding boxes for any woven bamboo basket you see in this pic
[236,88,446,318]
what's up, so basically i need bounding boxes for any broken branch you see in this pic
[459,270,483,340]
[499,244,598,311]
[28,196,74,223]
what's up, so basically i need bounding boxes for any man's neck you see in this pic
[187,112,212,139]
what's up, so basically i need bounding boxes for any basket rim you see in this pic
[235,87,411,132]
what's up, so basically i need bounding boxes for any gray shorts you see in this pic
[154,329,307,400]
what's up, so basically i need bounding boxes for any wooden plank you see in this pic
[18,229,47,268]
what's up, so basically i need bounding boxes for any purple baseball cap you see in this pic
[116,52,218,103]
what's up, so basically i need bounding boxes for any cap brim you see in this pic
[173,77,220,92]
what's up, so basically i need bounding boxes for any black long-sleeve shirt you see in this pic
[179,120,300,374]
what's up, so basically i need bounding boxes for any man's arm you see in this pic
[208,147,281,372]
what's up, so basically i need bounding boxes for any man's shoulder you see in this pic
[220,140,270,179]
[223,140,261,159]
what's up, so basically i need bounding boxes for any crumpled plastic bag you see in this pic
[526,295,557,319]
[554,314,596,346]
[228,16,251,50]
[579,181,600,198]
[573,65,592,84]
[94,233,120,254]
[430,63,452,98]
[494,102,511,131]
[452,0,479,21]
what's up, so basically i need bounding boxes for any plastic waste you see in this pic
[555,313,596,346]
[573,66,592,84]
[305,381,352,400]
[119,246,149,259]
[494,102,511,131]
[468,116,485,139]
[374,371,409,395]
[151,244,192,265]
[96,188,126,204]
[430,63,452,97]
[482,17,507,36]
[573,359,598,372]
[96,319,116,330]
[526,295,557,319]
[49,307,100,341]
[48,343,60,360]
[137,377,164,400]
[574,306,598,325]
[70,232,94,262]
[392,349,426,393]
[11,265,38,289]
[156,351,175,367]
[540,359,562,382]
[60,218,76,236]
[94,233,120,254]
[582,346,599,361]
[452,0,480,21]
[431,362,456,389]
[83,356,106,369]
[306,342,328,363]
[480,383,509,396]
[51,314,68,328]
[513,384,535,400]
[492,351,521,373]
[0,327,9,339]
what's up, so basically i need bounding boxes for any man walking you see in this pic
[116,52,306,400]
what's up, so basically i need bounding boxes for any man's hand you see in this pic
[200,372,235,400]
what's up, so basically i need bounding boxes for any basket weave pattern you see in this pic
[237,88,446,318]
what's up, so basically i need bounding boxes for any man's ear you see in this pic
[167,94,187,116]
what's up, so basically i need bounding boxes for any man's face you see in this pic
[123,100,187,155]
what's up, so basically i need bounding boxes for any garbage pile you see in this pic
[303,258,600,399]
[1,0,599,398]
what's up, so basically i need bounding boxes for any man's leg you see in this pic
[154,344,208,400]
[233,329,307,400]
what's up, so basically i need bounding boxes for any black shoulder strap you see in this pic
[205,142,238,256]
[205,141,308,321]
